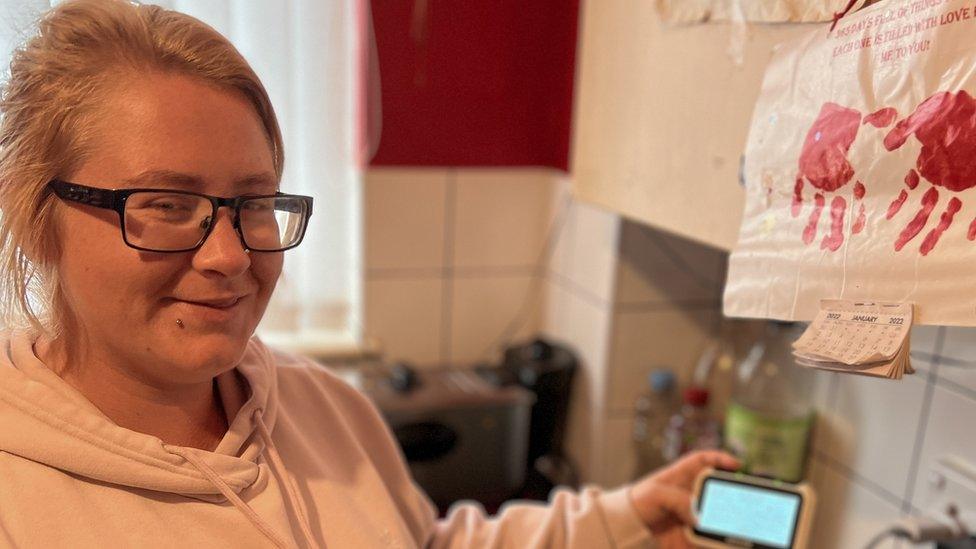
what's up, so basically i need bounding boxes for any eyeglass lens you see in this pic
[123,192,306,251]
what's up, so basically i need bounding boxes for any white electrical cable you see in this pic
[862,513,969,549]
[862,528,900,549]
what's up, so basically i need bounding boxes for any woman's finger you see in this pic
[661,450,741,487]
[649,483,697,527]
[654,526,696,549]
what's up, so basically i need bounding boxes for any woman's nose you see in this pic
[190,209,250,276]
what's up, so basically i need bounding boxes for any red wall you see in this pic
[368,1,580,171]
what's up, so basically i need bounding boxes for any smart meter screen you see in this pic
[695,477,803,549]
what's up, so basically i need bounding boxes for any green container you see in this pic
[725,402,813,483]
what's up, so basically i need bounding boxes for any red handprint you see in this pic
[883,90,976,255]
[792,103,863,251]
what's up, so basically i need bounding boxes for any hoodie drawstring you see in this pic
[167,411,321,549]
[167,445,291,548]
[254,410,321,549]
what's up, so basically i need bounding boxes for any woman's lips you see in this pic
[170,296,247,323]
[183,297,243,308]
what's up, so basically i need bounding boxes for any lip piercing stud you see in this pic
[176,319,185,329]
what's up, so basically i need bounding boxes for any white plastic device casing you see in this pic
[685,468,816,549]
[925,454,976,537]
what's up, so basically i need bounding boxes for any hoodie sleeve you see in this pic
[284,357,654,548]
[424,483,654,548]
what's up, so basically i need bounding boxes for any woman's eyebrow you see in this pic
[122,169,199,188]
[122,170,277,191]
[234,173,279,191]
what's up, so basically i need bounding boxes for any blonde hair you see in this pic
[0,0,284,335]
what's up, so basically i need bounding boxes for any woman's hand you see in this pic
[628,450,740,548]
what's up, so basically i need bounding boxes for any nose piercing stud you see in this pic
[176,319,185,329]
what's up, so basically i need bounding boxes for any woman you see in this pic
[0,1,738,547]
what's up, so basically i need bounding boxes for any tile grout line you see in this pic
[439,169,457,365]
[547,271,612,312]
[931,372,976,403]
[366,267,445,279]
[811,370,840,460]
[813,450,905,510]
[614,299,723,313]
[367,265,537,280]
[453,265,537,278]
[900,325,946,514]
[712,250,728,337]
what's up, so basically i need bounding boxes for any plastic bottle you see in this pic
[691,337,737,423]
[632,370,678,477]
[725,321,815,483]
[662,387,722,463]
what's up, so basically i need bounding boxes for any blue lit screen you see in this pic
[697,478,802,548]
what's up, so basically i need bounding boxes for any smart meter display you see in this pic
[694,477,804,549]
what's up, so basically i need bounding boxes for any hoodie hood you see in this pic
[0,331,279,499]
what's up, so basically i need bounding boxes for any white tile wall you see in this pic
[364,168,561,367]
[615,222,726,306]
[808,369,837,456]
[606,308,717,413]
[548,179,575,281]
[364,278,443,366]
[602,415,638,488]
[548,201,621,305]
[562,383,594,488]
[911,325,942,358]
[542,275,615,482]
[911,382,976,512]
[811,325,976,543]
[453,169,559,269]
[450,274,540,365]
[822,373,929,499]
[576,222,727,486]
[542,198,622,483]
[936,327,976,393]
[809,457,909,549]
[365,168,447,272]
[542,280,613,411]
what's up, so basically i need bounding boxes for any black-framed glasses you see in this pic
[48,179,313,253]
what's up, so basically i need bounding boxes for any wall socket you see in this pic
[925,455,976,535]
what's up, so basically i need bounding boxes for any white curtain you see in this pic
[0,0,364,350]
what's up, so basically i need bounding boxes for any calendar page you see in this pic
[792,299,914,379]
[793,300,912,365]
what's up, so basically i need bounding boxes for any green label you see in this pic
[724,403,813,483]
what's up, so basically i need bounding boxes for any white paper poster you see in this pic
[654,0,865,23]
[725,0,976,325]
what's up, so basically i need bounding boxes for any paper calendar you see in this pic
[792,300,913,379]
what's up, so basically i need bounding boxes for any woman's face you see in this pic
[55,73,282,386]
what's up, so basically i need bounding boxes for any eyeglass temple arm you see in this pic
[48,180,118,210]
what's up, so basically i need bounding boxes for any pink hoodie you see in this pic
[0,331,653,548]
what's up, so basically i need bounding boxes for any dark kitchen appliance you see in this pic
[362,365,534,512]
[476,338,579,497]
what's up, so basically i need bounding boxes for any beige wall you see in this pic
[572,2,810,250]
